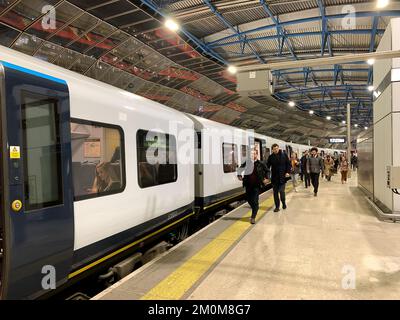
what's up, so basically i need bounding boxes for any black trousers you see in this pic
[303,172,311,187]
[246,187,259,219]
[272,183,286,209]
[310,172,320,194]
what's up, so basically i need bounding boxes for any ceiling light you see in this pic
[342,120,346,124]
[377,0,390,9]
[227,65,237,74]
[309,110,314,115]
[326,116,331,120]
[364,126,368,130]
[165,19,179,32]
[367,58,375,66]
[354,124,358,128]
[368,85,374,91]
[288,101,296,107]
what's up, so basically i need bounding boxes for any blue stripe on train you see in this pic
[1,61,67,85]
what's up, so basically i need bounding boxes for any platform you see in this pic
[93,175,400,300]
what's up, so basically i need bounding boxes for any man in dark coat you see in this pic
[301,150,311,188]
[237,149,269,224]
[267,143,291,212]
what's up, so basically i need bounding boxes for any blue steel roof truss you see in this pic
[137,1,400,128]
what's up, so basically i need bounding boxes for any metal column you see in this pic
[347,103,351,178]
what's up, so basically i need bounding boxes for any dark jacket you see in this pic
[267,150,291,185]
[237,160,269,188]
[300,155,309,171]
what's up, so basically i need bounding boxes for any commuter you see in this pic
[307,147,324,196]
[324,154,334,181]
[267,143,291,212]
[334,156,339,174]
[237,150,269,224]
[92,162,120,193]
[351,153,358,171]
[339,155,349,184]
[290,152,300,192]
[301,150,311,188]
[299,153,304,182]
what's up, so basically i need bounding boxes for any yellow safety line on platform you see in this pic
[141,185,292,300]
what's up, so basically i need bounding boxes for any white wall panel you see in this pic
[375,22,392,87]
[393,113,400,211]
[374,84,392,123]
[374,115,393,210]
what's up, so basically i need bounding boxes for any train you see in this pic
[0,45,342,299]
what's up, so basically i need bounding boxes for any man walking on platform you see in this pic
[237,149,269,224]
[267,144,291,212]
[307,147,324,197]
[301,150,310,188]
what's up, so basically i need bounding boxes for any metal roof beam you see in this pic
[318,0,332,57]
[209,29,385,48]
[272,68,369,76]
[301,98,372,106]
[276,71,314,101]
[259,0,297,60]
[203,0,264,64]
[208,10,400,46]
[278,84,370,93]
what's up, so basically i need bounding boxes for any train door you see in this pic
[0,66,5,299]
[0,62,74,299]
[254,139,261,160]
[286,145,293,157]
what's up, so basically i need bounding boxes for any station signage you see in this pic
[329,137,346,144]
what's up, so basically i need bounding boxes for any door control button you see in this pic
[11,200,22,212]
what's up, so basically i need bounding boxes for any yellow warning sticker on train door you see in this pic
[10,146,20,159]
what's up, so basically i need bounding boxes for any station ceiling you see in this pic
[1,0,399,147]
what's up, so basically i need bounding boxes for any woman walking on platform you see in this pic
[290,152,300,192]
[324,155,334,181]
[339,155,349,184]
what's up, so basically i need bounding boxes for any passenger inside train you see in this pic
[70,121,124,198]
[91,162,121,194]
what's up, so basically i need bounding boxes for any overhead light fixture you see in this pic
[288,101,296,107]
[377,0,390,9]
[165,19,179,32]
[342,120,346,124]
[367,58,375,66]
[227,65,237,74]
[368,85,374,91]
[354,124,358,128]
[326,116,331,120]
[309,110,314,115]
[364,126,369,130]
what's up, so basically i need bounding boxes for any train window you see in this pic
[136,130,178,188]
[223,143,238,173]
[21,92,63,210]
[262,147,269,161]
[70,119,125,201]
[241,145,248,159]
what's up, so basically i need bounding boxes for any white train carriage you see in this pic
[187,114,248,212]
[0,45,194,299]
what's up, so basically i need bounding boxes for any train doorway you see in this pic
[0,66,5,299]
